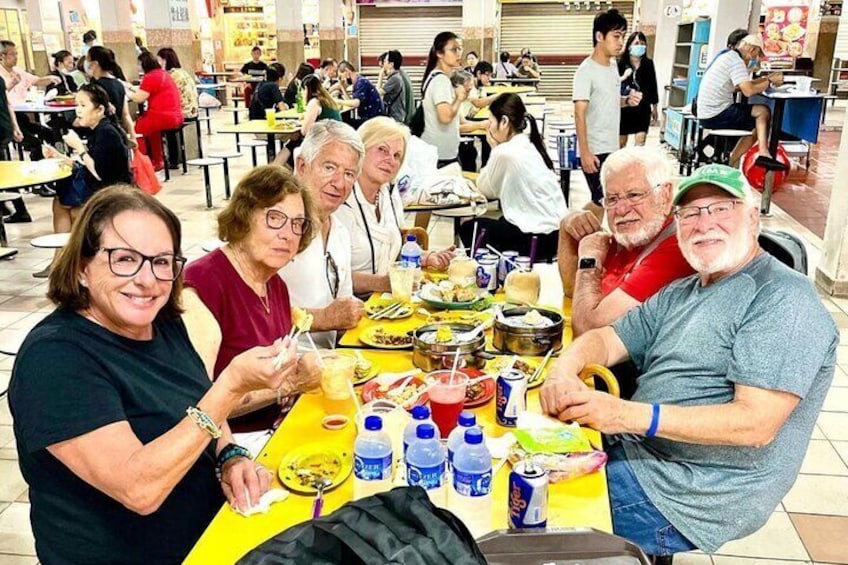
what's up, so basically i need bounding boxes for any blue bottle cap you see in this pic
[364,415,383,431]
[464,428,483,445]
[406,234,416,242]
[411,405,430,420]
[416,423,435,439]
[458,411,476,427]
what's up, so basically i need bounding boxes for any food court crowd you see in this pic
[3,8,838,565]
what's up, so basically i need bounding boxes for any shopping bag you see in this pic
[132,148,161,195]
[198,91,222,109]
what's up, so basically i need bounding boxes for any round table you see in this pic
[31,232,71,248]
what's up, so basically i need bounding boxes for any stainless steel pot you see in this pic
[492,307,563,356]
[411,323,492,372]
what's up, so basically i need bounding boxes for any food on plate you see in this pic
[292,307,314,333]
[507,446,607,483]
[504,269,541,305]
[365,301,412,319]
[502,308,555,329]
[353,355,373,381]
[782,23,805,42]
[385,382,426,405]
[436,280,478,303]
[448,256,478,286]
[427,310,492,328]
[465,380,486,402]
[288,452,342,487]
[369,328,413,347]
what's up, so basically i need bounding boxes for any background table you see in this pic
[405,171,481,228]
[216,120,300,161]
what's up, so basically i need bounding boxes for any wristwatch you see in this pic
[578,257,598,270]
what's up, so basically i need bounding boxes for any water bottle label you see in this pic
[407,462,445,490]
[453,469,492,497]
[400,253,421,269]
[354,453,392,481]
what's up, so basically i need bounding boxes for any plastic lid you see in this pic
[458,411,476,427]
[406,234,416,242]
[464,428,483,445]
[416,423,435,439]
[411,405,430,420]
[364,415,383,431]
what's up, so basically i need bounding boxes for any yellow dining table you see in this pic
[216,120,301,161]
[485,85,537,95]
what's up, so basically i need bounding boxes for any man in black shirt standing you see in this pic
[240,46,269,76]
[0,74,31,222]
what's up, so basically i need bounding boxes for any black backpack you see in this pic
[237,486,487,565]
[409,71,443,137]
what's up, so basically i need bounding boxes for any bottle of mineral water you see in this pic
[401,234,423,284]
[447,411,477,472]
[353,415,393,500]
[403,405,437,455]
[449,428,492,538]
[405,423,447,507]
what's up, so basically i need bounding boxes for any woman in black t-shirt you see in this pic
[86,46,138,144]
[618,32,659,147]
[248,62,289,120]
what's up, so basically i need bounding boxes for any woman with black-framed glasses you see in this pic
[9,186,298,564]
[182,165,322,448]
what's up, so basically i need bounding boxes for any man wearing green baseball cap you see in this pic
[541,165,837,560]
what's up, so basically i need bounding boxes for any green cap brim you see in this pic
[673,164,750,205]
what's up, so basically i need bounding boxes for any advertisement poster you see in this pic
[762,5,809,64]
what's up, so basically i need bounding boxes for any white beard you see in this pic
[613,215,667,250]
[679,222,755,275]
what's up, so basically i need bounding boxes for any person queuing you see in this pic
[379,50,414,125]
[248,62,289,120]
[240,46,268,77]
[126,50,183,172]
[279,120,365,348]
[573,9,641,208]
[618,32,659,147]
[421,31,467,167]
[335,117,455,296]
[182,166,321,454]
[338,60,383,124]
[459,93,567,261]
[10,186,292,564]
[541,164,837,560]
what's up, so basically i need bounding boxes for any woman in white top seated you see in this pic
[335,117,455,295]
[459,93,567,261]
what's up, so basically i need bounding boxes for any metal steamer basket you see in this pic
[493,307,563,356]
[411,323,492,372]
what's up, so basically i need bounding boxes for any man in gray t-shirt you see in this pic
[541,164,837,558]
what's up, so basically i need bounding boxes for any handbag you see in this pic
[409,71,443,137]
[132,148,161,195]
[55,162,93,207]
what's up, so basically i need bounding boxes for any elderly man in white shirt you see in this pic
[279,120,366,347]
[459,93,567,261]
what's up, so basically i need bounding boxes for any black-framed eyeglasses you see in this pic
[98,247,186,281]
[674,200,743,225]
[325,252,339,299]
[265,209,311,235]
[601,184,661,209]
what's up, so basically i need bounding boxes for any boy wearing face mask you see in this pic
[618,32,658,147]
[695,33,785,169]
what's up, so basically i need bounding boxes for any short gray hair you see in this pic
[451,69,474,87]
[300,120,365,174]
[601,146,674,191]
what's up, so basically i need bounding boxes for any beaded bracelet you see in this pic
[215,443,252,481]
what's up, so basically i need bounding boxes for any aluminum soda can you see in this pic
[498,250,519,287]
[476,254,498,291]
[514,255,532,272]
[473,249,488,262]
[508,460,549,529]
[496,368,527,427]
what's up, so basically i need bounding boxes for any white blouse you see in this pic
[476,133,568,234]
[334,182,405,276]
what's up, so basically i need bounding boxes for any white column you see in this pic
[462,0,497,62]
[653,0,684,103]
[276,0,304,74]
[318,0,344,62]
[707,0,754,62]
[816,108,848,296]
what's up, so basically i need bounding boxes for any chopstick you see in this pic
[529,349,554,384]
[372,302,402,320]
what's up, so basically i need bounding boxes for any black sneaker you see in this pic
[5,212,33,223]
[755,155,790,172]
[34,186,56,197]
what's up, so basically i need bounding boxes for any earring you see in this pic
[79,279,88,287]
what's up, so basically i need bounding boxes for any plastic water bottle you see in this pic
[449,428,493,537]
[401,234,423,284]
[447,411,477,471]
[406,423,447,507]
[353,415,393,500]
[403,405,438,455]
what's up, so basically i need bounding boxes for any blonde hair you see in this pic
[357,116,410,167]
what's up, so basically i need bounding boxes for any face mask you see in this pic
[630,44,646,57]
[748,59,759,70]
[84,61,91,75]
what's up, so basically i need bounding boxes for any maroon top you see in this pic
[184,248,293,432]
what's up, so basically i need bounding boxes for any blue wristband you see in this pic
[646,403,660,438]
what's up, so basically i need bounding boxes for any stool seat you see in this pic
[207,153,242,199]
[237,139,266,147]
[208,151,242,159]
[31,232,71,248]
[0,192,23,203]
[187,157,225,167]
[703,128,751,137]
[188,158,224,208]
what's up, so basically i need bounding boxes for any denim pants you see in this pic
[607,442,697,556]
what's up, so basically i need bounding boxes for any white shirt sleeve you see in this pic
[476,145,516,200]
[728,57,751,87]
[572,63,591,102]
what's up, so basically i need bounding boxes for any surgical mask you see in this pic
[629,44,646,58]
[84,60,91,75]
[748,58,759,70]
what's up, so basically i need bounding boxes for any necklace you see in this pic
[229,245,271,315]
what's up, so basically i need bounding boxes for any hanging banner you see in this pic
[762,5,809,64]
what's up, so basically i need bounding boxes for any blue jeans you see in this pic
[607,442,697,556]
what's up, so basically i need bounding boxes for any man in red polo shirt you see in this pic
[558,146,694,338]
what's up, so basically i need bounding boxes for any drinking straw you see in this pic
[529,235,539,266]
[485,245,524,271]
[469,222,479,258]
[475,228,488,255]
[305,333,325,367]
[450,348,462,384]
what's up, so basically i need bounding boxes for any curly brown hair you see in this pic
[217,165,315,253]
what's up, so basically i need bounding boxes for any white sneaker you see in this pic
[155,170,167,183]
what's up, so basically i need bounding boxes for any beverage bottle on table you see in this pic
[403,405,438,455]
[353,415,394,500]
[296,87,305,113]
[449,428,492,538]
[447,411,477,471]
[400,234,423,283]
[406,423,447,507]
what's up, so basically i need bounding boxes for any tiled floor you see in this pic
[1,105,847,564]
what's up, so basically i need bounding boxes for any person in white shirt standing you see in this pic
[279,120,366,348]
[420,31,467,167]
[573,9,642,209]
[458,93,568,261]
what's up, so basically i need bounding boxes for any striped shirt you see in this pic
[696,50,750,119]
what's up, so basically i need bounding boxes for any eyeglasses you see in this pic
[265,209,311,235]
[445,47,463,54]
[325,252,340,299]
[601,184,661,209]
[674,200,743,225]
[98,247,186,281]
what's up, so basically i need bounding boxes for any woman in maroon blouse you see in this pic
[182,166,322,440]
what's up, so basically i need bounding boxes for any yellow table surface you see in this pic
[216,119,300,136]
[0,160,72,191]
[473,104,546,121]
[485,85,537,95]
[184,346,610,565]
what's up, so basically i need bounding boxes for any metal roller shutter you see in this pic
[499,1,634,100]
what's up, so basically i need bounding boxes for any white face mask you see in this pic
[84,60,92,75]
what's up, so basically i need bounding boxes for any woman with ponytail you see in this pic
[420,31,467,166]
[458,93,567,261]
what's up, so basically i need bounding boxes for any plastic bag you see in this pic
[415,170,487,209]
[513,412,593,453]
[132,148,161,195]
[396,136,438,206]
[198,91,221,109]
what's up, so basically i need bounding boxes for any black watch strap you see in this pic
[578,257,598,270]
